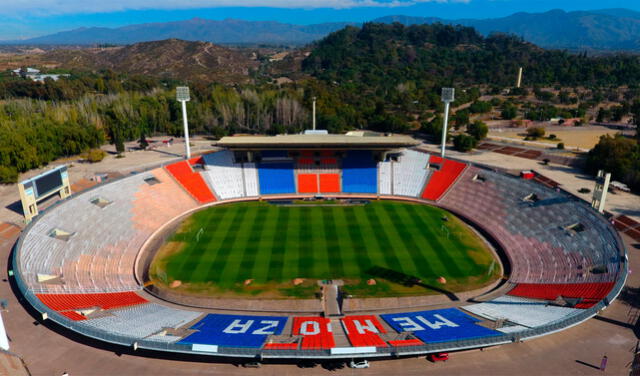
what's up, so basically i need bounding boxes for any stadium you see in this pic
[11,131,627,364]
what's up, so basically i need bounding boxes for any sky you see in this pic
[1,0,640,40]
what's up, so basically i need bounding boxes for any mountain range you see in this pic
[7,9,640,51]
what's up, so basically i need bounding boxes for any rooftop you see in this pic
[215,132,421,150]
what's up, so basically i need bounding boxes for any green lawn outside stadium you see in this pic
[149,200,500,298]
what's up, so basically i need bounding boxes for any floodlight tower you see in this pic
[440,87,455,158]
[176,86,191,159]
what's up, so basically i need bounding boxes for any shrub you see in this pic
[548,134,557,140]
[83,149,106,163]
[526,126,546,139]
[453,134,478,152]
[557,142,565,150]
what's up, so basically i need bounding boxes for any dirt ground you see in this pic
[488,125,629,150]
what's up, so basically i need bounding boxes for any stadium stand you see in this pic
[341,315,387,347]
[421,156,466,201]
[292,317,336,349]
[381,308,501,343]
[507,282,615,308]
[165,161,216,203]
[319,174,341,193]
[258,162,296,194]
[19,168,198,294]
[179,314,288,348]
[439,165,622,284]
[378,161,392,195]
[202,151,245,200]
[297,174,318,194]
[462,296,582,329]
[36,292,147,320]
[342,151,377,194]
[243,163,260,197]
[392,150,431,197]
[79,303,202,340]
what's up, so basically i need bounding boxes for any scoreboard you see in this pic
[18,166,71,223]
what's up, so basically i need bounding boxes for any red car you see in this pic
[427,353,449,362]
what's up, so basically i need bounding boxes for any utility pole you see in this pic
[312,96,317,131]
[176,87,191,159]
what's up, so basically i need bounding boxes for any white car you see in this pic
[349,360,370,369]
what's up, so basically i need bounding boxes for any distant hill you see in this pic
[8,9,640,51]
[374,9,640,50]
[44,39,258,83]
[20,18,353,46]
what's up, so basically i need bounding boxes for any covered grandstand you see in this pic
[12,132,627,360]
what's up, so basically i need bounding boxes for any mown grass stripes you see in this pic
[159,201,495,288]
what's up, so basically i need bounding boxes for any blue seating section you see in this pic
[261,150,289,159]
[381,308,501,343]
[178,314,288,348]
[342,151,377,194]
[258,162,296,194]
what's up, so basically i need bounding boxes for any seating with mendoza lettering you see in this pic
[292,317,335,349]
[178,314,288,348]
[380,308,501,344]
[341,315,387,347]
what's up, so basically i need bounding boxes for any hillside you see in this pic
[44,39,258,83]
[303,23,640,88]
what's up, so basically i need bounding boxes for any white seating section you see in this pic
[202,151,246,200]
[243,163,260,197]
[391,150,431,197]
[79,303,202,340]
[462,296,581,329]
[378,161,392,195]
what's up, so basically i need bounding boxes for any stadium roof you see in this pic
[215,132,421,150]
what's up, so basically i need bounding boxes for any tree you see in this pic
[453,110,469,129]
[453,134,477,152]
[139,132,149,150]
[501,104,518,120]
[466,120,488,141]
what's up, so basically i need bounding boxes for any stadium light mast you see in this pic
[312,96,317,131]
[176,86,191,159]
[440,87,455,158]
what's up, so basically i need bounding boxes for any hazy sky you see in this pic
[2,0,640,40]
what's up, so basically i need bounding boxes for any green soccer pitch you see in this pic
[149,200,500,298]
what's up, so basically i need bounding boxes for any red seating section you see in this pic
[319,174,340,193]
[341,315,387,347]
[188,156,204,165]
[263,343,298,350]
[37,292,148,320]
[421,156,467,201]
[292,317,335,349]
[298,174,318,193]
[298,158,314,165]
[165,161,216,204]
[388,339,423,347]
[321,158,337,164]
[508,282,615,308]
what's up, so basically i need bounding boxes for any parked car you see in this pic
[349,360,370,369]
[427,353,449,362]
